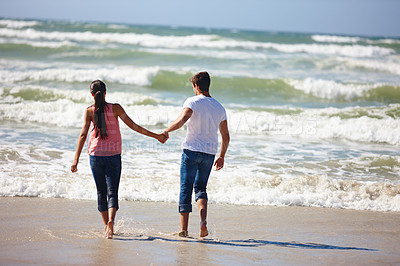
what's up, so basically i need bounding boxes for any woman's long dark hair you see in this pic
[90,80,107,139]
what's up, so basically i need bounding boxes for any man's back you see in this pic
[182,94,227,155]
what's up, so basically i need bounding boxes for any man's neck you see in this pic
[196,91,211,97]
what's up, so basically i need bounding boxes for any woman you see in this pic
[71,80,167,239]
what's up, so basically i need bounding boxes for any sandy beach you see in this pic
[0,197,399,265]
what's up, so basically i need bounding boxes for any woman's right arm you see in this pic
[71,108,92,173]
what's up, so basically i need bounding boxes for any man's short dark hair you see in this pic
[190,72,210,92]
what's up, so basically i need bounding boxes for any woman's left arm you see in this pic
[114,104,167,143]
[71,108,91,172]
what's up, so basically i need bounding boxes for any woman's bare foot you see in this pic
[178,230,188,237]
[104,224,108,237]
[105,220,114,239]
[200,221,208,238]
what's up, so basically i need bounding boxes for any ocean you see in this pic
[0,18,399,212]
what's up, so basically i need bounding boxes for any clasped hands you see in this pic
[156,131,169,144]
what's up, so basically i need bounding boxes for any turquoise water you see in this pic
[0,18,399,211]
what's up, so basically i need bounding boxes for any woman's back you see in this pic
[88,103,122,156]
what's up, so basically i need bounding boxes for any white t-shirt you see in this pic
[182,95,227,155]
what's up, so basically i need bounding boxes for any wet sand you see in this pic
[0,197,399,265]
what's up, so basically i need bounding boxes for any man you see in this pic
[164,71,230,237]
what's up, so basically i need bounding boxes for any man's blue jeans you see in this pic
[179,149,215,213]
[90,154,121,212]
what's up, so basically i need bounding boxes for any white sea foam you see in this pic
[1,86,400,146]
[0,99,179,129]
[0,145,95,199]
[287,78,378,100]
[0,28,394,58]
[4,85,162,105]
[0,86,167,127]
[0,143,399,212]
[0,64,160,86]
[138,47,268,60]
[312,34,400,45]
[107,24,129,30]
[228,105,400,146]
[0,28,219,47]
[265,43,393,57]
[0,58,51,69]
[0,19,39,29]
[209,172,400,211]
[334,155,400,182]
[337,57,400,76]
[0,98,86,127]
[0,37,77,48]
[311,109,400,146]
[369,39,400,45]
[312,35,362,43]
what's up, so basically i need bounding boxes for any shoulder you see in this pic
[84,106,94,121]
[183,96,199,108]
[184,95,199,103]
[210,98,227,118]
[111,103,124,116]
[85,105,94,114]
[212,97,225,108]
[210,97,221,104]
[111,103,122,110]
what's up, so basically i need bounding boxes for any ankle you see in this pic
[178,230,188,237]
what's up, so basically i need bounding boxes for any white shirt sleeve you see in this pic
[221,107,227,121]
[183,97,194,110]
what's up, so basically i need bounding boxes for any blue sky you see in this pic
[1,0,399,37]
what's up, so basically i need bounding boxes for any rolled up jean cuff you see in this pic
[98,203,108,213]
[179,203,192,213]
[195,191,208,202]
[98,198,119,212]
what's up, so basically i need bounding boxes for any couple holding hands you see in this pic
[71,72,230,239]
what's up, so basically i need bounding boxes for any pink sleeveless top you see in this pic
[88,103,122,156]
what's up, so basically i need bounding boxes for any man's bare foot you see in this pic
[105,220,113,239]
[200,221,208,238]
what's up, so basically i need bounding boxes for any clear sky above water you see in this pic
[0,0,399,37]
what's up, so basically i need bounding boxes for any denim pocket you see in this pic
[90,156,97,169]
[182,149,198,164]
[203,153,215,165]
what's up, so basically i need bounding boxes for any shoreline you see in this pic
[1,196,400,265]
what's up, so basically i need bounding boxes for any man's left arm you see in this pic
[214,120,230,171]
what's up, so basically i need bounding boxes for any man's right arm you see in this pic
[214,120,230,171]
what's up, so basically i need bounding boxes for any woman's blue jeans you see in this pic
[90,154,121,212]
[179,149,215,213]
